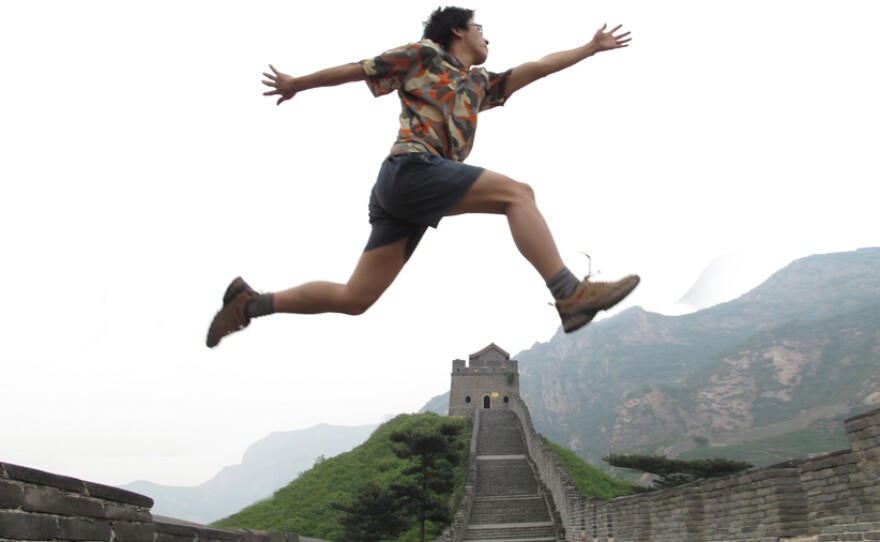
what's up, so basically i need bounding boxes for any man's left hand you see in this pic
[592,24,631,52]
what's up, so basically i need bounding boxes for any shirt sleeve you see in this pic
[479,68,513,111]
[360,43,420,97]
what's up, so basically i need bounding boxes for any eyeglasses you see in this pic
[468,23,483,35]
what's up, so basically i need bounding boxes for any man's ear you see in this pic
[450,26,465,40]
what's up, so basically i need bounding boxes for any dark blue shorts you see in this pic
[366,153,484,260]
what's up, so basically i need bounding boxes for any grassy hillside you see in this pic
[212,413,471,541]
[544,440,642,498]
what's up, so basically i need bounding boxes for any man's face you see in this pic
[463,20,489,64]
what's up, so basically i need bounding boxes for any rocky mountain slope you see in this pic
[428,247,880,468]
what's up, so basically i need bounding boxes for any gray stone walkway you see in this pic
[464,410,561,542]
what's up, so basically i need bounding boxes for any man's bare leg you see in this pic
[206,238,408,347]
[448,169,639,333]
[272,236,408,315]
[448,170,564,282]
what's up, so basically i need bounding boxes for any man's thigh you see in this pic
[447,169,528,216]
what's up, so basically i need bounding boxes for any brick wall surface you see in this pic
[504,397,880,542]
[0,462,299,542]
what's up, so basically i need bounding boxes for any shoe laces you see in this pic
[548,251,595,307]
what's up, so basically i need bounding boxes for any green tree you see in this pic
[604,454,752,488]
[331,480,407,542]
[389,421,464,542]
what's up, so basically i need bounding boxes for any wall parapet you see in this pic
[0,461,299,542]
[506,397,880,542]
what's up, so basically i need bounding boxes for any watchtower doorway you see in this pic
[483,396,491,409]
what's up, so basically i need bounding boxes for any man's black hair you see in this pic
[422,6,475,50]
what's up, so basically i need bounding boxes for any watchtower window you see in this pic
[465,396,471,404]
[483,396,491,409]
[503,396,509,404]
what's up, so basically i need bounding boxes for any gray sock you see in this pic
[245,293,275,319]
[546,267,580,300]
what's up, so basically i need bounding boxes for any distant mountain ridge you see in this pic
[426,247,880,469]
[123,423,378,524]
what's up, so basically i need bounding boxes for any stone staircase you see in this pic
[464,410,561,542]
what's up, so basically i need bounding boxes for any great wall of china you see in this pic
[3,344,879,542]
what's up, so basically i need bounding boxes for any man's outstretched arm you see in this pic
[504,24,631,98]
[262,63,366,105]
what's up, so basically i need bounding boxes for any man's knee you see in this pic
[514,180,536,203]
[498,178,536,208]
[488,173,534,200]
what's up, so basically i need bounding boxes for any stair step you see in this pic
[463,522,559,541]
[470,495,552,525]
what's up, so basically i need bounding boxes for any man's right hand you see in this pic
[262,64,298,105]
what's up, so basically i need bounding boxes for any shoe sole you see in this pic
[562,310,598,333]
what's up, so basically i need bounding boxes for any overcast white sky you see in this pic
[2,0,877,489]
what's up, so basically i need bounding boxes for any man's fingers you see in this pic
[263,89,279,97]
[609,24,623,33]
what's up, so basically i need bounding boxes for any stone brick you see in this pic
[852,423,880,440]
[155,522,196,537]
[859,448,880,461]
[0,511,58,540]
[103,503,152,523]
[57,517,112,541]
[84,482,153,509]
[156,533,193,542]
[22,486,104,517]
[0,480,24,509]
[198,527,243,542]
[3,464,86,494]
[112,522,155,542]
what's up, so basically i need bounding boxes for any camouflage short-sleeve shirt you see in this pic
[361,40,511,163]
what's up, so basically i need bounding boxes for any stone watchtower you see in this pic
[448,343,520,417]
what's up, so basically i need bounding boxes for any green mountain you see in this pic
[511,247,880,471]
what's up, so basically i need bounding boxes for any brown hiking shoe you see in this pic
[555,275,640,333]
[206,277,258,348]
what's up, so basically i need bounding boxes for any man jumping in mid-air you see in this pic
[207,6,639,348]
